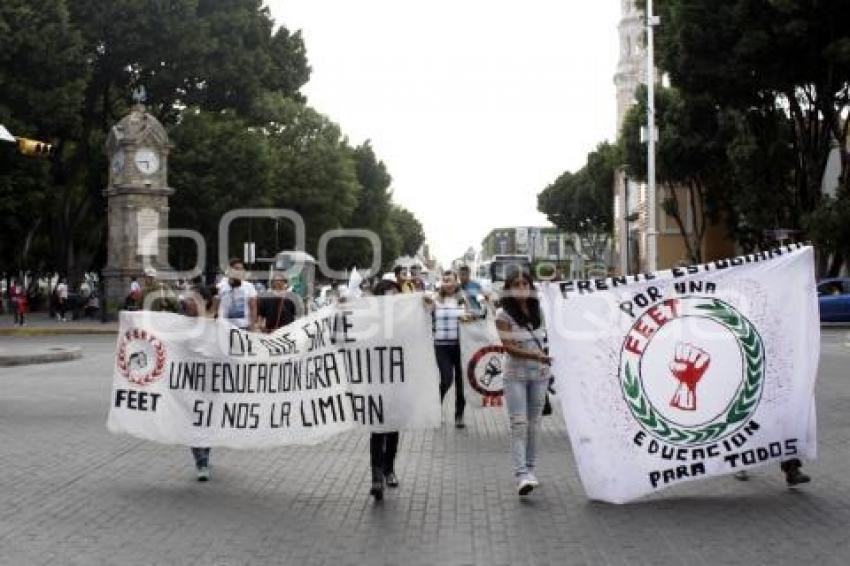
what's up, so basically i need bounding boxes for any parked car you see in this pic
[817,278,850,322]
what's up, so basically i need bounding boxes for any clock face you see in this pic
[111,150,125,175]
[134,147,160,176]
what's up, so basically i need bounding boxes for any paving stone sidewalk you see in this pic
[0,334,849,566]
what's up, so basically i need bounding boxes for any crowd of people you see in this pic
[124,258,556,499]
[3,276,101,326]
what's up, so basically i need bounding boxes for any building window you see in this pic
[548,239,559,258]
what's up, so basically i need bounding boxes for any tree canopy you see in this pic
[537,142,618,262]
[0,0,425,282]
[650,0,850,270]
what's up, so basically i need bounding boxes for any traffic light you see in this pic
[15,137,53,157]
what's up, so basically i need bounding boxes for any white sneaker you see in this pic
[517,477,534,496]
[526,472,540,488]
[197,466,210,482]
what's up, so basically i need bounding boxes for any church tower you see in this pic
[614,0,647,135]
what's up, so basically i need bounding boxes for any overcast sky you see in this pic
[266,1,620,266]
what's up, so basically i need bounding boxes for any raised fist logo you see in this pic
[669,343,710,411]
[481,356,502,387]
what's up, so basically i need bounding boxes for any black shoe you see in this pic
[785,467,811,487]
[370,479,384,501]
[385,472,399,488]
[455,415,465,429]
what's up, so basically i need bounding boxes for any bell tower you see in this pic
[102,90,174,315]
[614,0,647,134]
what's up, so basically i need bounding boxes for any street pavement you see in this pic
[1,330,849,566]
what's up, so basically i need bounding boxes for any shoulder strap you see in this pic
[521,321,547,353]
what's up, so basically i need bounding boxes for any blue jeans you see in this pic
[503,378,548,478]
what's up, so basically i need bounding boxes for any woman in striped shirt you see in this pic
[429,270,473,428]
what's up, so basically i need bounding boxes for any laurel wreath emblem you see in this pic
[117,328,168,385]
[622,299,764,445]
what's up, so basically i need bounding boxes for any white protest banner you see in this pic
[541,243,819,504]
[107,293,441,448]
[459,315,505,408]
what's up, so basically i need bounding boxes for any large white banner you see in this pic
[541,244,819,504]
[108,293,441,448]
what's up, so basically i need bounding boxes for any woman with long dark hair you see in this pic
[495,269,552,496]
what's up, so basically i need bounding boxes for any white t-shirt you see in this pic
[130,281,141,294]
[56,283,68,300]
[217,280,257,329]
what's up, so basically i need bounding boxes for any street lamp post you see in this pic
[646,0,659,272]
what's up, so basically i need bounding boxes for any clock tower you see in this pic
[102,100,174,316]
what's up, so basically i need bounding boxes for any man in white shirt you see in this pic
[214,259,257,330]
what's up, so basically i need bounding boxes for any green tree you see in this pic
[390,205,425,258]
[325,141,400,272]
[0,0,87,275]
[0,0,311,281]
[653,0,850,268]
[619,85,733,263]
[257,94,361,256]
[168,109,275,272]
[537,143,617,263]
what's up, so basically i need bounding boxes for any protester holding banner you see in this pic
[495,269,552,496]
[214,259,258,330]
[394,265,416,294]
[429,270,472,428]
[179,288,214,481]
[368,279,403,501]
[258,273,299,332]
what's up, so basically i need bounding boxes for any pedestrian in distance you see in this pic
[15,286,27,326]
[56,278,69,321]
[458,264,486,318]
[126,277,142,310]
[9,278,21,324]
[368,279,403,501]
[426,270,472,429]
[495,268,552,496]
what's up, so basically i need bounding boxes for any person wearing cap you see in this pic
[141,268,178,312]
[214,259,258,331]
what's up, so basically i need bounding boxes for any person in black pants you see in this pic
[429,271,471,428]
[369,279,403,500]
